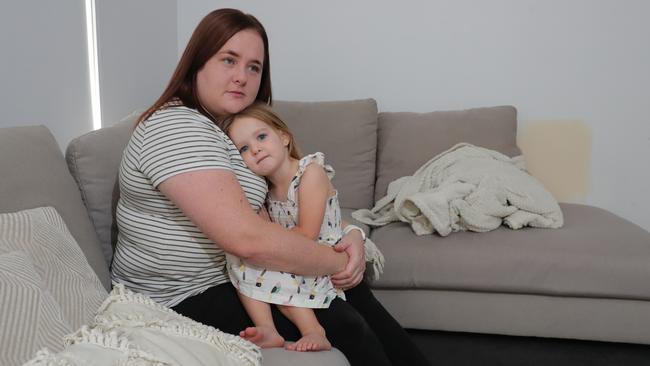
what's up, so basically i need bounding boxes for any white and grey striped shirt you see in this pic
[111,105,267,307]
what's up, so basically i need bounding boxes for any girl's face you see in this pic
[196,29,264,117]
[229,116,290,177]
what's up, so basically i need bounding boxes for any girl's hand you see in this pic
[331,229,365,290]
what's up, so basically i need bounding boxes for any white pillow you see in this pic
[23,285,263,366]
[0,251,72,366]
[0,207,108,329]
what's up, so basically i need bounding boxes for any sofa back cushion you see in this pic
[274,99,378,209]
[66,100,379,264]
[65,113,136,266]
[0,125,110,289]
[375,105,521,202]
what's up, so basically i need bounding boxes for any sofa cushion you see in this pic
[375,105,521,202]
[371,203,650,301]
[0,125,111,289]
[0,251,72,366]
[274,99,378,210]
[262,347,349,366]
[65,113,136,266]
[0,207,108,329]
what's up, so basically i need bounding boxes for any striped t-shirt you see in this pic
[111,105,267,307]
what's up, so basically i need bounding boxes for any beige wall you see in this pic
[517,121,591,204]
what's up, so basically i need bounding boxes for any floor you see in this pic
[407,329,650,366]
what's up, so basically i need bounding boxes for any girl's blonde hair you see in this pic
[219,103,301,160]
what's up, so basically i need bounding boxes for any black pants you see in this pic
[172,281,430,366]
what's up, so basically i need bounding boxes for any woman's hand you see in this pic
[331,229,365,290]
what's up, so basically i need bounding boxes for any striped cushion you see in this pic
[0,207,107,330]
[0,251,72,366]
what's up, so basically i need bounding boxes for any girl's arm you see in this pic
[158,168,347,276]
[295,164,366,289]
[293,164,331,240]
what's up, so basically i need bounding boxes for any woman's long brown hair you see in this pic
[138,8,272,123]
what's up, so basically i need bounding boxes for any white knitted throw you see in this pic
[353,143,563,236]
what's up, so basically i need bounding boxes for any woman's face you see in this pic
[196,29,264,117]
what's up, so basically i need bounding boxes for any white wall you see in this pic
[0,0,178,147]
[178,1,650,231]
[96,0,177,126]
[0,0,92,149]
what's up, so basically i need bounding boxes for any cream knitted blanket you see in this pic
[353,143,563,236]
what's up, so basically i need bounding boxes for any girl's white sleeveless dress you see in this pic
[227,152,345,308]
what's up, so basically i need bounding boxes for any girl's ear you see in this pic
[280,132,290,147]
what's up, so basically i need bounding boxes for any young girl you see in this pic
[220,103,365,352]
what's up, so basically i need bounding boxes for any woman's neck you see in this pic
[267,157,299,201]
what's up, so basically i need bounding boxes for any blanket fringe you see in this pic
[364,238,385,282]
[22,349,71,366]
[23,327,168,366]
[98,284,262,366]
[64,325,169,365]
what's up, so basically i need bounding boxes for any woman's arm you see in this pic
[158,168,347,276]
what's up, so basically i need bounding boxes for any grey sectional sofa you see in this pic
[2,99,650,365]
[277,100,650,345]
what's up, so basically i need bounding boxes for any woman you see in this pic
[111,8,429,366]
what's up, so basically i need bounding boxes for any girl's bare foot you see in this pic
[239,326,285,348]
[285,331,331,352]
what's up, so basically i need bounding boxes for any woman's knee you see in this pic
[320,300,375,341]
[318,300,390,365]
